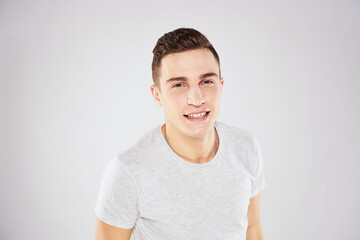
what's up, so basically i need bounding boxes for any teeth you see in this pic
[187,112,207,118]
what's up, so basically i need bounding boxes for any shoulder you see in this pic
[216,121,255,146]
[217,121,261,172]
[112,125,163,171]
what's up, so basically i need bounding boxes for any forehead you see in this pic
[159,48,219,83]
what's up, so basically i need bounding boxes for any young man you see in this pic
[95,28,265,240]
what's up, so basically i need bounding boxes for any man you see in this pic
[95,28,265,240]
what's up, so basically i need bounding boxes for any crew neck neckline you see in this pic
[157,121,223,167]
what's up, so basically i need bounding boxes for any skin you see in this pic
[95,218,133,240]
[95,48,263,240]
[246,193,264,240]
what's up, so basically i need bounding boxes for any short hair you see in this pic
[152,28,221,87]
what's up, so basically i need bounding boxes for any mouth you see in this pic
[183,111,210,119]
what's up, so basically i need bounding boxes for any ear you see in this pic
[219,77,224,98]
[220,77,224,88]
[150,84,163,106]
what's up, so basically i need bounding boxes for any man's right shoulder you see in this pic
[113,126,162,170]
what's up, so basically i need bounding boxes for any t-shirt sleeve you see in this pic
[95,156,139,229]
[250,135,265,198]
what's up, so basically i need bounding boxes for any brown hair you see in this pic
[152,28,221,87]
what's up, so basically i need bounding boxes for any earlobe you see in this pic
[150,85,163,107]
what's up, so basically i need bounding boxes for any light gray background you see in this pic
[1,0,359,239]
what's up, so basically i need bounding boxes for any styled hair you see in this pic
[152,28,220,87]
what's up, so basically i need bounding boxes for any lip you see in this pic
[184,110,210,115]
[183,111,210,122]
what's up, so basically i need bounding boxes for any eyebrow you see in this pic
[166,72,219,84]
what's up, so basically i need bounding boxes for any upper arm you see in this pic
[95,218,133,240]
[247,192,262,229]
[95,158,139,237]
[246,193,264,239]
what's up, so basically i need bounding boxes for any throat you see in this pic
[162,124,218,164]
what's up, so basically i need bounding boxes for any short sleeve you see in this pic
[250,135,265,198]
[95,157,139,229]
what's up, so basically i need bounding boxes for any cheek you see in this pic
[204,89,221,102]
[167,91,187,105]
[163,92,185,113]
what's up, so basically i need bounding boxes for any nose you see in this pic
[187,86,205,106]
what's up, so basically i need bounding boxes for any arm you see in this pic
[246,193,264,240]
[95,218,133,240]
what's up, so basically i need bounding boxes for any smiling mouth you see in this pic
[183,111,210,119]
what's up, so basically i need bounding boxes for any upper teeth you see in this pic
[187,112,207,118]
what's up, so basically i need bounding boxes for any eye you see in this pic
[202,79,214,85]
[172,83,185,88]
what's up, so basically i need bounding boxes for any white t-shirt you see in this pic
[95,121,265,240]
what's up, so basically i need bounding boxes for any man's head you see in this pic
[150,28,224,138]
[152,28,221,88]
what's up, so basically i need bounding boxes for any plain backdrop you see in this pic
[1,0,359,239]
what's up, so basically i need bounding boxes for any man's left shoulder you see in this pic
[216,121,255,144]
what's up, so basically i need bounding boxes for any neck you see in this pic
[162,123,218,164]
